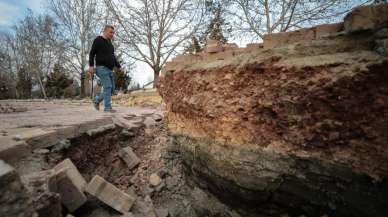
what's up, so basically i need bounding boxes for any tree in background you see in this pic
[114,68,131,92]
[105,0,206,87]
[16,67,32,99]
[48,0,101,97]
[12,11,66,99]
[0,34,16,99]
[185,37,202,54]
[45,63,73,98]
[185,0,231,53]
[201,0,231,44]
[230,0,366,40]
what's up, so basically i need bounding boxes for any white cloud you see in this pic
[0,2,20,26]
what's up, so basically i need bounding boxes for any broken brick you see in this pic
[49,159,87,212]
[119,147,141,170]
[85,175,136,214]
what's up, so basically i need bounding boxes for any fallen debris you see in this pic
[119,129,135,140]
[86,175,136,214]
[21,170,62,217]
[49,159,87,212]
[86,124,115,137]
[119,147,140,170]
[149,173,162,187]
[155,208,169,217]
[0,160,36,217]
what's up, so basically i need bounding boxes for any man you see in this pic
[88,25,121,112]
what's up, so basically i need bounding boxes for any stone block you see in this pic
[206,39,224,53]
[78,117,113,134]
[155,208,169,217]
[49,159,87,212]
[0,160,36,217]
[344,4,388,33]
[113,116,143,131]
[376,38,388,55]
[48,168,87,212]
[375,28,388,39]
[172,54,187,62]
[119,147,141,170]
[17,128,59,149]
[206,43,224,53]
[263,28,315,48]
[223,43,239,51]
[86,175,136,214]
[315,22,344,38]
[0,139,31,163]
[246,43,263,50]
[53,158,87,191]
[86,124,115,136]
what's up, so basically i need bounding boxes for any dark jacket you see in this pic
[89,36,121,70]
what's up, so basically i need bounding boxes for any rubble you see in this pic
[149,173,162,187]
[344,3,388,33]
[21,170,62,217]
[119,147,141,170]
[49,159,87,212]
[155,208,169,217]
[0,160,36,217]
[86,175,136,214]
[86,124,116,136]
[0,140,31,163]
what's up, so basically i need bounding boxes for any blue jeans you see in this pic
[111,72,116,94]
[95,66,113,110]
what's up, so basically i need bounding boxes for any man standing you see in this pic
[89,25,121,112]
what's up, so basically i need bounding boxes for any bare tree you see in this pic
[105,0,205,87]
[12,12,66,99]
[48,0,101,97]
[229,0,368,40]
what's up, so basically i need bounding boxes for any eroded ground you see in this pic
[0,100,234,217]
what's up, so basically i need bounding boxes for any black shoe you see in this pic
[93,101,100,111]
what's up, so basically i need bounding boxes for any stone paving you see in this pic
[0,100,161,164]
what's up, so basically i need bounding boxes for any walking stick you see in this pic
[91,73,95,100]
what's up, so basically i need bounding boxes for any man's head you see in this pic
[103,25,115,40]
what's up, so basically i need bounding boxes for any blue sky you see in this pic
[0,0,153,85]
[0,0,44,31]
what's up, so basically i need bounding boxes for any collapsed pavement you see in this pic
[0,100,233,217]
[3,3,388,217]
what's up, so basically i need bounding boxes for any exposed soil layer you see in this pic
[157,23,388,217]
[42,121,235,217]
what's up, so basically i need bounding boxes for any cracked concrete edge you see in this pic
[0,116,114,165]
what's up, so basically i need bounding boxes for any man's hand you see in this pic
[88,67,95,76]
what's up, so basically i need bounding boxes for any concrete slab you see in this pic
[0,100,161,163]
[86,175,136,214]
[0,138,31,163]
[48,167,87,212]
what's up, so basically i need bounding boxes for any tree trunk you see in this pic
[80,69,86,97]
[36,73,47,99]
[153,68,160,88]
